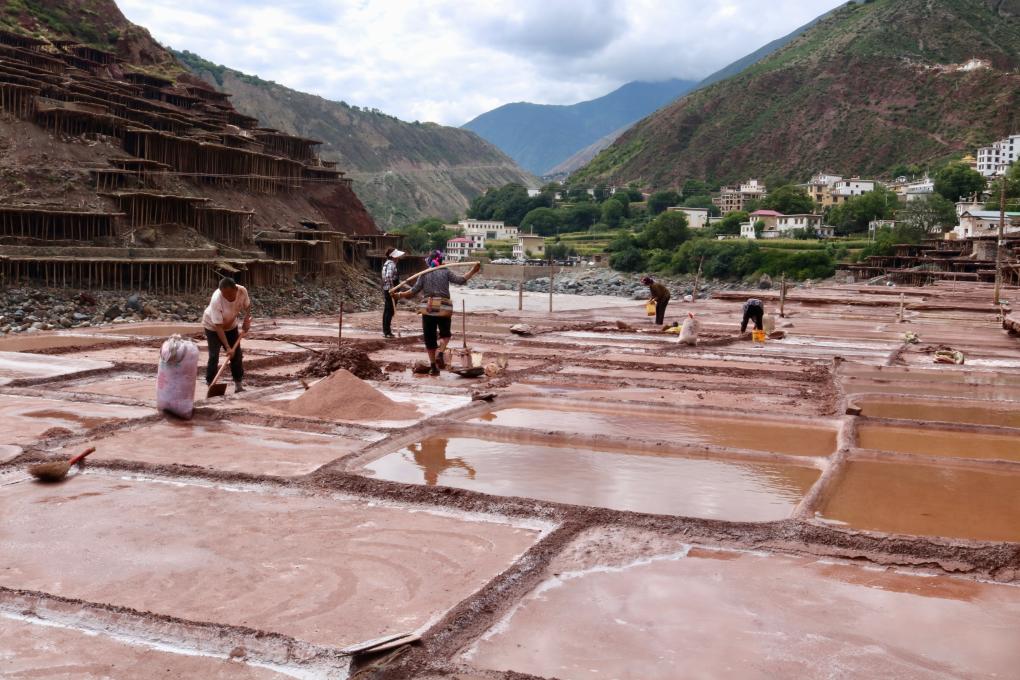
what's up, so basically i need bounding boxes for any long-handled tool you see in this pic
[29,447,96,483]
[388,261,480,298]
[206,332,245,398]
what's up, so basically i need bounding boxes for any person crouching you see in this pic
[394,251,480,375]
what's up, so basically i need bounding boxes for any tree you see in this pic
[753,220,765,238]
[712,211,748,236]
[467,183,531,225]
[565,203,601,231]
[985,163,1020,211]
[430,229,456,251]
[640,212,690,251]
[934,163,986,202]
[681,178,709,200]
[399,226,430,253]
[827,187,898,235]
[900,195,958,234]
[610,192,630,216]
[609,248,646,272]
[520,207,562,237]
[593,185,611,202]
[647,190,681,215]
[546,243,570,260]
[761,185,815,215]
[601,199,625,228]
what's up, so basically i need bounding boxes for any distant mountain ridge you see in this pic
[573,0,1020,189]
[462,79,697,176]
[175,51,535,228]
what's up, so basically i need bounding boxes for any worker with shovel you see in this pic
[203,277,252,393]
[394,250,480,375]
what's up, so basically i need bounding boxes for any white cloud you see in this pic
[117,0,843,126]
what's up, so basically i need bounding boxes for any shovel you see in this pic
[29,447,96,483]
[206,332,245,398]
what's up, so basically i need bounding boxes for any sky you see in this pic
[118,0,843,127]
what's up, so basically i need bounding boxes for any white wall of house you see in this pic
[666,206,711,229]
[976,134,1019,177]
[457,219,519,240]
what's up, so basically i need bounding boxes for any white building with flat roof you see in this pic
[445,237,482,262]
[456,219,519,241]
[513,234,546,259]
[976,134,1019,177]
[953,210,1020,238]
[666,206,711,229]
[740,210,833,239]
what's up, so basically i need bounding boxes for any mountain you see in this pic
[572,0,1020,189]
[462,79,697,176]
[175,52,535,229]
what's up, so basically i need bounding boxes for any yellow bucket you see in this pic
[645,301,656,316]
[752,330,767,344]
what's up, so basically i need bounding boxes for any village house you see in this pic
[976,133,1020,177]
[666,206,712,229]
[513,234,546,259]
[713,179,767,213]
[740,210,834,239]
[953,210,1020,239]
[445,236,482,262]
[800,174,877,207]
[455,219,520,241]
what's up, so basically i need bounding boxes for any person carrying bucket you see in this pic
[740,297,765,335]
[641,276,671,326]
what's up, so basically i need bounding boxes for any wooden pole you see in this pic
[994,177,1006,306]
[548,257,554,314]
[338,296,343,344]
[779,273,787,317]
[518,265,524,311]
[691,256,704,302]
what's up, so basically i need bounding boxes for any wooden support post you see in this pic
[338,296,344,344]
[898,292,905,323]
[518,266,524,311]
[691,256,704,303]
[779,273,787,318]
[548,259,554,314]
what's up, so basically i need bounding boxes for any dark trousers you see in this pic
[421,315,453,350]
[655,298,669,325]
[205,328,243,384]
[382,290,395,335]
[741,306,764,333]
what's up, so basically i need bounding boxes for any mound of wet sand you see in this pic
[299,343,384,381]
[286,369,419,421]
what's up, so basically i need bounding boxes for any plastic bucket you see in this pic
[752,329,766,344]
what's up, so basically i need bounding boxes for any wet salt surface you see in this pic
[857,423,1020,462]
[364,436,819,520]
[53,419,377,476]
[0,615,293,679]
[0,394,152,444]
[0,474,539,648]
[468,547,1020,680]
[855,397,1020,428]
[468,405,836,457]
[820,459,1020,541]
[0,351,112,385]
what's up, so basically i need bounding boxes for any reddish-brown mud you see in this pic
[2,281,1019,679]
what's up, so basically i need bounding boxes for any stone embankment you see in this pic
[468,266,764,299]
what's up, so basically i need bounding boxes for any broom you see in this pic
[29,447,96,483]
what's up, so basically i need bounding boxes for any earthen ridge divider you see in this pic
[0,588,353,675]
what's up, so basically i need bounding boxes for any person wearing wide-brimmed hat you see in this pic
[381,247,405,338]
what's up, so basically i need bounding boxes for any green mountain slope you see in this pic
[462,79,697,176]
[573,0,1020,188]
[175,51,536,228]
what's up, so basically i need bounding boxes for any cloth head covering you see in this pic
[427,250,444,267]
[641,276,653,285]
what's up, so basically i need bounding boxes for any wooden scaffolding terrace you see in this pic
[0,253,296,293]
[62,44,119,66]
[0,206,123,243]
[225,109,260,130]
[184,85,231,104]
[123,71,174,89]
[90,158,171,192]
[123,128,308,193]
[255,235,329,277]
[34,97,133,138]
[0,30,46,52]
[0,44,65,74]
[0,82,39,118]
[102,191,209,227]
[194,206,255,249]
[253,130,321,163]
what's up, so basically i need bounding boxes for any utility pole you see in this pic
[994,177,1006,305]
